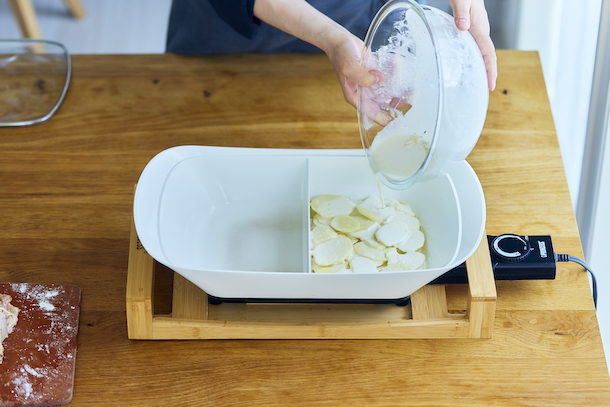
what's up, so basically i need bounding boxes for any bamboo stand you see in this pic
[126,219,496,340]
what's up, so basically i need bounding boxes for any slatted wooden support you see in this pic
[465,234,497,338]
[411,284,449,320]
[125,218,155,339]
[126,220,496,340]
[172,273,208,320]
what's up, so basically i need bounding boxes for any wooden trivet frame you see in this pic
[126,218,496,340]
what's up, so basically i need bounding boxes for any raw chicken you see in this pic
[0,294,19,363]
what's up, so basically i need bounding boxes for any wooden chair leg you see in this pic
[7,0,42,39]
[62,0,86,19]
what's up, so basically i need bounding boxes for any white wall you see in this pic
[589,105,610,369]
[517,0,608,366]
[517,0,602,206]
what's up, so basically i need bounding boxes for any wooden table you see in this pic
[1,51,609,406]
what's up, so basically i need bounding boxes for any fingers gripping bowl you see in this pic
[133,146,485,300]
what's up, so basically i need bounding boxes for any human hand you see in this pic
[323,31,392,125]
[252,0,393,123]
[448,0,497,90]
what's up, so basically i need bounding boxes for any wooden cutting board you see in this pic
[0,283,81,407]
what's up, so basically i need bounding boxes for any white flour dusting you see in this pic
[23,364,44,378]
[12,376,33,398]
[2,283,79,405]
[38,300,55,311]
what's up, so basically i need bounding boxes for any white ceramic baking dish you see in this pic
[133,145,485,300]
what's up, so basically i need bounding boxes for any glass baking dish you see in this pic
[0,39,71,126]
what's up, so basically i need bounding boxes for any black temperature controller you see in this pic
[430,234,557,285]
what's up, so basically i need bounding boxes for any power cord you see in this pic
[556,254,598,310]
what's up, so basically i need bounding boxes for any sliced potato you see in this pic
[310,194,424,274]
[311,195,356,218]
[313,260,349,273]
[384,213,420,231]
[361,236,386,250]
[312,235,353,266]
[347,216,380,239]
[330,215,360,233]
[396,230,425,253]
[393,200,416,216]
[375,221,411,247]
[356,196,396,223]
[385,251,426,270]
[353,241,387,262]
[311,224,338,246]
[312,213,332,226]
[349,256,379,273]
[385,247,400,261]
[380,263,411,272]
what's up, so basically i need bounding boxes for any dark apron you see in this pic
[166,0,402,54]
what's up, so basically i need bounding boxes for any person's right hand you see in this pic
[449,0,497,90]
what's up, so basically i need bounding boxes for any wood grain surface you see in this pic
[0,51,609,406]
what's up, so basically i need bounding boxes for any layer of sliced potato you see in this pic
[310,195,426,273]
[311,195,356,218]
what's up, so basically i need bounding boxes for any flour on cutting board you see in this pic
[0,283,80,407]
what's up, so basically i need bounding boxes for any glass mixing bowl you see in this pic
[0,39,71,127]
[357,0,488,189]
